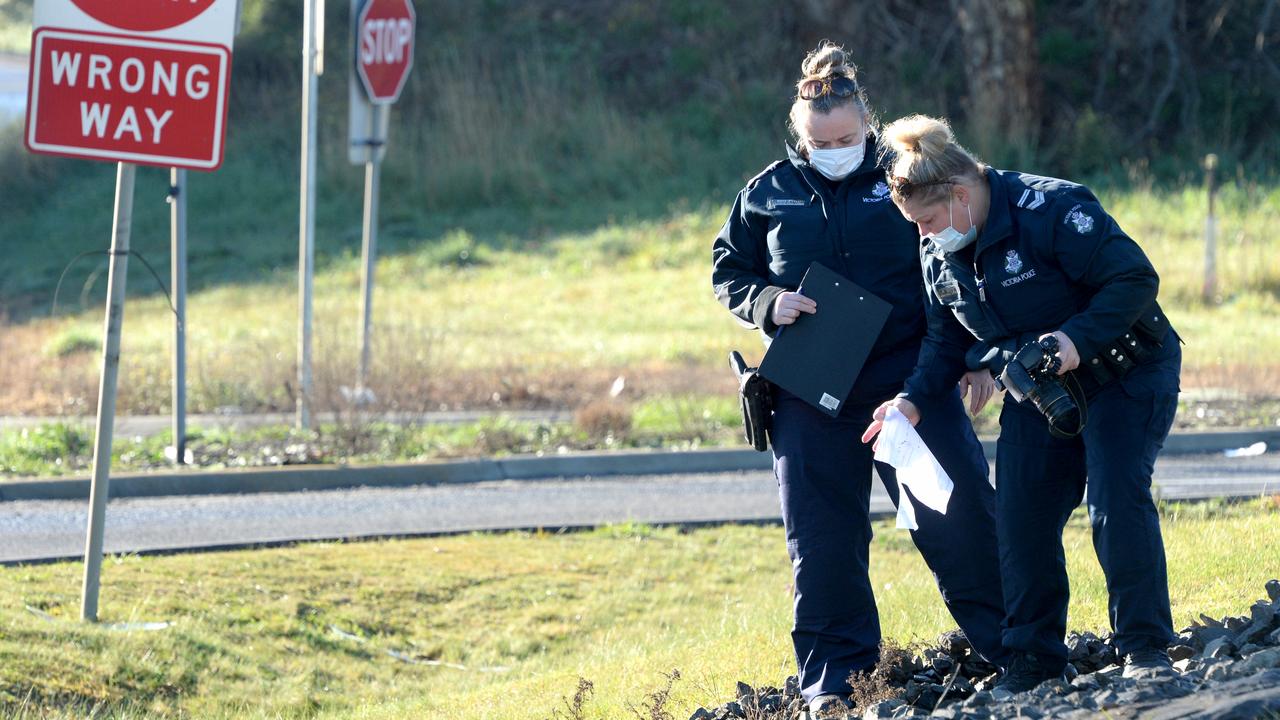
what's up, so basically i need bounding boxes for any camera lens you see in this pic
[1033,378,1080,437]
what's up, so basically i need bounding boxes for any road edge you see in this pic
[2,428,1278,502]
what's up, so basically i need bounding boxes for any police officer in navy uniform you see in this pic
[711,44,1012,715]
[864,114,1182,695]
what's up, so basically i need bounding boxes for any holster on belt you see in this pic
[1080,300,1171,386]
[729,350,773,452]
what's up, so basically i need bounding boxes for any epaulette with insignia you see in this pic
[1013,187,1049,212]
[745,160,787,190]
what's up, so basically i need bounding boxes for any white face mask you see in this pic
[925,194,978,253]
[807,141,865,181]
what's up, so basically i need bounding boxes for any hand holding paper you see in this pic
[871,406,953,530]
[861,398,920,451]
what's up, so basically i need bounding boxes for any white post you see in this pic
[81,162,136,623]
[356,104,384,392]
[298,0,324,429]
[170,168,188,464]
[1202,153,1218,304]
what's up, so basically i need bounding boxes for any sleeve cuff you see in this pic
[752,285,786,334]
[1056,324,1097,365]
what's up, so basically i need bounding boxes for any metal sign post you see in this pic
[356,103,384,392]
[81,161,135,622]
[25,0,239,624]
[170,168,188,464]
[350,0,414,396]
[298,0,325,429]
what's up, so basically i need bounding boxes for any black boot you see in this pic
[808,693,851,718]
[991,652,1061,699]
[1122,646,1175,679]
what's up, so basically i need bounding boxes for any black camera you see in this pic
[996,335,1084,438]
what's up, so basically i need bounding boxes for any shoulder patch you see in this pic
[1062,204,1096,234]
[745,160,787,190]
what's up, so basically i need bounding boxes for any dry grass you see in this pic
[574,400,634,442]
[626,669,681,720]
[545,677,594,720]
[847,641,917,710]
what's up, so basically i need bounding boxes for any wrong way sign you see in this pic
[24,0,237,170]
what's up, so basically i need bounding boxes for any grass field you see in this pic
[2,182,1279,420]
[1,499,1278,719]
[2,180,1278,479]
[2,0,1279,429]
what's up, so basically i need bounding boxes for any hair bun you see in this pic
[801,41,855,80]
[884,114,954,157]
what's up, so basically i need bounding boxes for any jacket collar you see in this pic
[975,166,1013,255]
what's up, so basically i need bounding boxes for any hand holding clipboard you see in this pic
[757,262,893,417]
[771,290,817,328]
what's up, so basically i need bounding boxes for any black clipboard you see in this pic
[757,262,892,417]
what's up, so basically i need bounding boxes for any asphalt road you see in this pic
[2,453,1278,563]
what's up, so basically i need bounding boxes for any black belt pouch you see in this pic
[729,350,772,452]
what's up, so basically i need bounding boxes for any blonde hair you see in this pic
[882,115,983,206]
[787,41,874,150]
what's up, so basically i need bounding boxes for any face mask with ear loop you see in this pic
[925,192,978,253]
[807,141,865,181]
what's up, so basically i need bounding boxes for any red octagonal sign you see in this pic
[70,0,218,32]
[356,0,415,105]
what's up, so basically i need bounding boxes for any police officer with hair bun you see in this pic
[712,44,1012,715]
[864,114,1183,696]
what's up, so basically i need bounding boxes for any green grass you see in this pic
[3,182,1279,419]
[1110,184,1280,373]
[0,394,744,478]
[1,500,1277,719]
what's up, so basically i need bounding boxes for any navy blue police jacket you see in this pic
[711,134,930,405]
[900,167,1163,406]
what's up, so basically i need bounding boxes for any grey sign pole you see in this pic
[81,161,136,623]
[170,168,188,464]
[298,0,325,429]
[356,103,385,392]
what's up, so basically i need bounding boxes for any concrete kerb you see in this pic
[1,428,1277,503]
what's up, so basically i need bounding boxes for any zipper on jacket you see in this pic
[794,166,828,221]
[936,249,1011,339]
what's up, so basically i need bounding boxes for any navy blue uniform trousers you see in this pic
[995,339,1181,670]
[772,385,1012,703]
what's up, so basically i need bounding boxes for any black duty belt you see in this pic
[1077,301,1172,392]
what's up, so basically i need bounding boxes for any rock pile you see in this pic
[688,580,1280,720]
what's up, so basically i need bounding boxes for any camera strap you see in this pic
[1047,372,1089,439]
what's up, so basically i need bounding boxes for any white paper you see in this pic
[873,406,954,530]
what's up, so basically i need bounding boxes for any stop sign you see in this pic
[356,0,415,104]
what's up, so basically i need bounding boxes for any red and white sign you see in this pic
[356,0,415,104]
[66,0,220,33]
[24,0,237,170]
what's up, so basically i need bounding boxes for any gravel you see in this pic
[688,580,1280,720]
